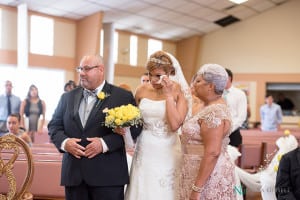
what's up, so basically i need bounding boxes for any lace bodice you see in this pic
[181,104,232,152]
[139,98,174,137]
[180,104,239,200]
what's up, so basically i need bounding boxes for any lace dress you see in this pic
[180,104,238,200]
[125,98,182,200]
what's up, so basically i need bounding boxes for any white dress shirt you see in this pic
[223,86,248,132]
[61,81,109,153]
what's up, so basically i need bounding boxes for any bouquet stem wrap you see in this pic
[123,127,134,148]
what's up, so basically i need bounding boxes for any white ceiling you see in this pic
[0,0,290,41]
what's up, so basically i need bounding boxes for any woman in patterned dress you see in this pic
[180,64,241,200]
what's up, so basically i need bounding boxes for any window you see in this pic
[130,35,137,66]
[30,15,54,56]
[148,39,162,58]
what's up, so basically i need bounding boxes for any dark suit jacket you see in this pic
[48,82,142,187]
[276,147,300,200]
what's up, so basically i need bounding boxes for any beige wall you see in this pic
[137,36,148,67]
[1,8,17,50]
[200,0,300,73]
[117,31,131,65]
[114,31,177,88]
[0,6,78,82]
[76,12,102,64]
[176,36,202,83]
[199,0,300,122]
[54,21,76,58]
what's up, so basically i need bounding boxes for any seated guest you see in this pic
[275,147,300,200]
[6,113,32,146]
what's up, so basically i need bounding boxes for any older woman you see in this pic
[125,51,188,200]
[180,64,240,200]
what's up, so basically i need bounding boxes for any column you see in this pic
[17,3,28,69]
[103,23,115,83]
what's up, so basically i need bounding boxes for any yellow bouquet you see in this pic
[103,104,143,128]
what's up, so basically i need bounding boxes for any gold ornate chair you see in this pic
[0,134,34,200]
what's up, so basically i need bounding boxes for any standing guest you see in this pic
[125,51,188,200]
[260,94,283,131]
[140,72,150,84]
[275,147,300,200]
[0,80,21,135]
[223,68,247,147]
[64,80,77,92]
[6,113,32,146]
[180,64,240,200]
[19,84,46,142]
[48,54,142,200]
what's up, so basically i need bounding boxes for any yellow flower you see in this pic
[96,92,110,107]
[274,165,279,172]
[284,129,290,136]
[97,91,106,100]
[277,154,282,162]
[103,104,143,129]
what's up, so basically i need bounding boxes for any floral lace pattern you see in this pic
[180,103,237,200]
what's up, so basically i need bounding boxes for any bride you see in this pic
[125,51,189,200]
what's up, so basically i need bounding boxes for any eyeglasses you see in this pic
[76,65,99,73]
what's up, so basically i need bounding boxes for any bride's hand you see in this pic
[113,127,127,136]
[160,76,173,96]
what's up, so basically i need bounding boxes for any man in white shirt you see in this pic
[260,94,283,131]
[223,68,247,148]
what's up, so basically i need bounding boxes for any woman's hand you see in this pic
[160,76,174,97]
[113,127,128,136]
[189,191,201,200]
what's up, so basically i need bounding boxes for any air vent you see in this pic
[214,15,240,27]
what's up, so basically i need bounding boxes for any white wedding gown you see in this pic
[125,98,182,200]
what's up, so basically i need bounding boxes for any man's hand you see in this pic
[65,138,85,159]
[85,137,103,158]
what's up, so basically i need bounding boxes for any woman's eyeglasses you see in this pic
[76,65,99,73]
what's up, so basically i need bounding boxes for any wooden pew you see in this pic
[239,142,267,171]
[30,160,65,199]
[241,129,300,145]
[239,129,299,171]
[1,141,65,199]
